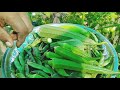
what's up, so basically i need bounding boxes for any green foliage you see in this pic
[31,12,53,25]
[29,12,120,70]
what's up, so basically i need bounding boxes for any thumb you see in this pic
[0,27,13,47]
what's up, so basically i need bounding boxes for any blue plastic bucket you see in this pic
[2,23,119,78]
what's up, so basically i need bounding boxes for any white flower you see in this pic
[32,12,36,16]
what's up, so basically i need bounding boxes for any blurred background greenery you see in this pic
[0,12,120,71]
[29,12,120,57]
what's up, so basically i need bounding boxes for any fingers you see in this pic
[5,13,29,47]
[0,27,13,47]
[18,12,33,32]
[10,31,18,40]
[0,12,33,47]
[0,18,5,27]
[17,32,28,47]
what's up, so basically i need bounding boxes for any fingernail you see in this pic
[6,42,13,47]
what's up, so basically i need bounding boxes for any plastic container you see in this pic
[1,23,119,78]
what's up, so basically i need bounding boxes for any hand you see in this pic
[0,12,33,47]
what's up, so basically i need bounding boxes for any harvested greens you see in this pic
[10,25,120,78]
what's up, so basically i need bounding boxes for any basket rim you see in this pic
[2,23,119,78]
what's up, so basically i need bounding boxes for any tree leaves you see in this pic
[116,45,120,53]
